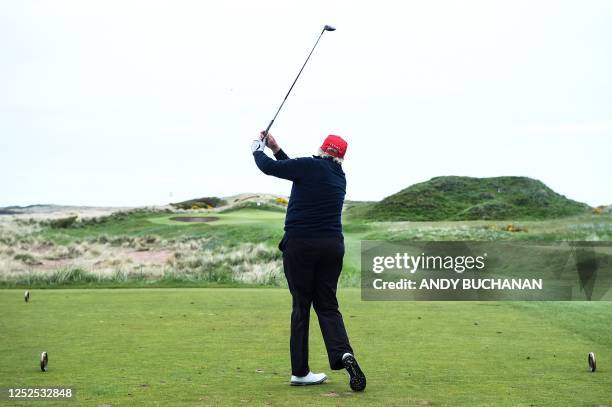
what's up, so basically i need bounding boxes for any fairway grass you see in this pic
[1,289,611,406]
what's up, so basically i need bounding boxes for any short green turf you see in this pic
[1,289,611,406]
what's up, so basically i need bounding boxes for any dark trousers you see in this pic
[279,236,353,377]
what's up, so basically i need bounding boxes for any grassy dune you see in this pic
[349,176,591,221]
[1,289,611,406]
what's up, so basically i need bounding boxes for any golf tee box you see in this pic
[361,241,612,301]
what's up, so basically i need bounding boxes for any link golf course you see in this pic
[2,177,612,406]
[3,1,612,404]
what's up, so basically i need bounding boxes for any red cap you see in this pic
[320,135,347,159]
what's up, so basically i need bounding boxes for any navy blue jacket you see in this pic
[253,149,346,238]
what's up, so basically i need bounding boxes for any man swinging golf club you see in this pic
[251,132,366,392]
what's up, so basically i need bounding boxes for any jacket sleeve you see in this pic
[273,149,290,161]
[253,151,307,181]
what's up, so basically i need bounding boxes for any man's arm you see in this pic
[253,150,307,182]
[274,149,290,161]
[264,133,290,161]
[252,131,306,180]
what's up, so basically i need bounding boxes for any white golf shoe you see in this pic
[290,371,327,386]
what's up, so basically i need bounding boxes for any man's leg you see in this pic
[282,237,316,377]
[312,237,353,370]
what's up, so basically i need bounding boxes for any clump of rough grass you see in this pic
[366,218,612,241]
[366,224,513,241]
[6,268,100,286]
[1,265,168,287]
[0,217,40,239]
[44,245,83,260]
[13,253,42,266]
[169,243,284,285]
[89,234,162,249]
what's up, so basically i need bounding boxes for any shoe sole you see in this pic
[290,376,327,386]
[342,355,366,392]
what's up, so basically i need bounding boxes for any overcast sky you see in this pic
[1,0,611,207]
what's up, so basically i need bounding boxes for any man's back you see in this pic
[253,149,346,238]
[284,155,345,238]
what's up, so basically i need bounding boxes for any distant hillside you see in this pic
[0,204,58,215]
[0,205,135,218]
[348,176,590,221]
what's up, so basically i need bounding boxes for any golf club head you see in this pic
[324,25,336,32]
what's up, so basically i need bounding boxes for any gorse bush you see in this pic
[171,197,227,210]
[48,216,78,229]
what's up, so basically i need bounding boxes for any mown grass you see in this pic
[1,289,611,406]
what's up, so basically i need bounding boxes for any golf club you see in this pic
[262,24,336,144]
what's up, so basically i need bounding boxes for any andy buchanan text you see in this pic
[373,278,543,290]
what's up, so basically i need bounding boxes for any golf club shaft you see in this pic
[263,27,327,142]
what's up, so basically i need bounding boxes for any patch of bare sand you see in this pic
[4,242,176,279]
[38,247,175,270]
